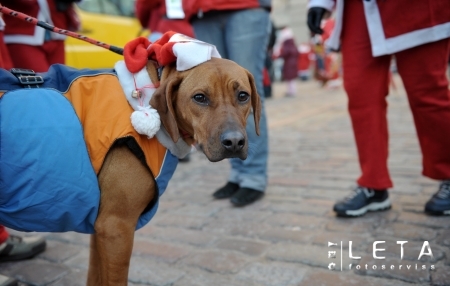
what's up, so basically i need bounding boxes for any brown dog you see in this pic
[86,57,261,285]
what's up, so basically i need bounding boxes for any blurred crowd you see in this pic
[269,18,342,96]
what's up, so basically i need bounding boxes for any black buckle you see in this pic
[17,75,44,86]
[10,68,35,76]
[10,68,43,88]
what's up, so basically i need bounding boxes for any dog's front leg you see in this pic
[87,145,156,286]
[88,221,135,285]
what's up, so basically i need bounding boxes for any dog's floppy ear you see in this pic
[150,72,182,143]
[246,70,261,135]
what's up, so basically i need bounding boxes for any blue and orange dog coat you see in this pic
[0,65,178,234]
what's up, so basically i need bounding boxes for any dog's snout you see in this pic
[220,131,245,153]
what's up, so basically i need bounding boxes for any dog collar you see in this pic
[179,129,193,140]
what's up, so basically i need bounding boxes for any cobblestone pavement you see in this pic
[1,76,450,286]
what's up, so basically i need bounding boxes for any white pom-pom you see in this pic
[130,106,161,138]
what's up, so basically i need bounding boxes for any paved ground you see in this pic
[1,75,450,286]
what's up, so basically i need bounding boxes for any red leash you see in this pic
[0,5,124,55]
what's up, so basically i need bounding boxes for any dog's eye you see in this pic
[193,94,208,104]
[238,92,250,103]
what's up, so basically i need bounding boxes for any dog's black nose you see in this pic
[220,131,245,152]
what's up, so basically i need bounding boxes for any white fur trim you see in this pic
[363,1,450,56]
[165,0,185,19]
[130,107,161,138]
[116,60,161,138]
[4,10,47,45]
[325,0,343,52]
[156,127,192,159]
[115,60,192,158]
[4,0,66,44]
[307,0,341,52]
[169,33,221,71]
[307,0,335,11]
[38,0,66,40]
[115,61,156,110]
[318,0,450,56]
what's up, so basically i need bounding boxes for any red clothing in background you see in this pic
[2,0,79,72]
[0,18,13,70]
[341,0,450,189]
[135,0,194,37]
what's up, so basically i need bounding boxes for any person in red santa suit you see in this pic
[307,0,450,217]
[135,0,194,42]
[2,0,80,72]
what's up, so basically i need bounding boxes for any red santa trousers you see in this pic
[341,0,450,190]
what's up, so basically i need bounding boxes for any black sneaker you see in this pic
[425,180,450,216]
[333,186,391,217]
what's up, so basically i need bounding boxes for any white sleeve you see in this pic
[307,0,335,12]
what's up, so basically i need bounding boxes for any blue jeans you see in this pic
[192,8,270,192]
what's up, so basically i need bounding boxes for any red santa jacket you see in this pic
[2,0,79,45]
[0,17,13,69]
[135,0,194,37]
[308,0,450,56]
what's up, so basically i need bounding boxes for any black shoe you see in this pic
[213,182,239,199]
[425,180,450,216]
[230,188,264,207]
[0,235,46,262]
[333,186,391,217]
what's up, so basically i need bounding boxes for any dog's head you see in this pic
[149,57,261,162]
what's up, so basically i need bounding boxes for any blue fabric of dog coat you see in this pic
[0,88,100,233]
[0,65,178,234]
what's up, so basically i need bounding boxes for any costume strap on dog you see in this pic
[0,66,180,233]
